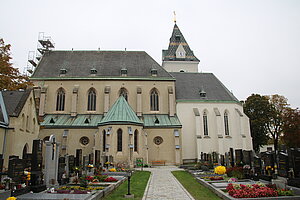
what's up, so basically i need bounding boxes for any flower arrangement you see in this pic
[228,178,237,183]
[209,176,224,181]
[226,183,278,198]
[6,197,17,200]
[109,168,116,172]
[104,177,118,182]
[226,166,244,179]
[214,166,226,175]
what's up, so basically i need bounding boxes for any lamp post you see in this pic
[124,170,134,198]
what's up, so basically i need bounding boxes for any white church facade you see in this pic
[28,23,253,166]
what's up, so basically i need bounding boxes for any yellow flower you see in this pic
[214,166,226,175]
[109,168,116,172]
[6,197,17,200]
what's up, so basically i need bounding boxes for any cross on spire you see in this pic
[173,11,176,23]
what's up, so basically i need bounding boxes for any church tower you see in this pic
[162,23,200,72]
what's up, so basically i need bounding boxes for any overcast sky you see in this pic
[1,0,299,108]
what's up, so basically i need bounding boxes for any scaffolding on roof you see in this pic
[24,32,55,76]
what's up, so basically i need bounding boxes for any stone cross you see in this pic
[45,134,60,187]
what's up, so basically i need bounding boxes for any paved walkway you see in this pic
[142,166,195,200]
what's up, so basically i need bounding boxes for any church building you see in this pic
[30,23,253,166]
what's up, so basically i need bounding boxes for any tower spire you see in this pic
[173,11,176,24]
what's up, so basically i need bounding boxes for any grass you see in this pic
[172,170,221,200]
[103,170,151,200]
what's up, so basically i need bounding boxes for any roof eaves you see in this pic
[30,77,176,81]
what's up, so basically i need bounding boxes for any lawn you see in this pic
[172,170,221,200]
[103,170,151,200]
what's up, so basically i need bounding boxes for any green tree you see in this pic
[266,95,290,160]
[244,94,272,152]
[0,38,31,90]
[281,108,300,148]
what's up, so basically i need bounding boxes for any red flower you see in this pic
[104,177,118,182]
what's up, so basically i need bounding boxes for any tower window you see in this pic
[150,88,159,111]
[87,88,96,111]
[56,88,65,111]
[175,35,181,41]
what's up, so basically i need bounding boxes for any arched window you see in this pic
[224,111,229,135]
[22,144,28,159]
[119,88,128,101]
[32,118,36,133]
[102,130,106,152]
[150,88,159,111]
[56,88,65,111]
[87,88,96,111]
[117,129,122,152]
[134,130,138,152]
[22,113,25,130]
[203,111,208,136]
[26,115,29,131]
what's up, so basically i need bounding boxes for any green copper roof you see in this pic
[142,114,182,128]
[98,96,143,126]
[162,24,199,62]
[41,114,103,128]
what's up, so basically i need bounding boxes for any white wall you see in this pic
[177,101,253,160]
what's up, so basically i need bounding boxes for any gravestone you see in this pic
[8,156,24,183]
[95,150,100,167]
[212,152,218,164]
[220,155,225,166]
[89,153,94,164]
[278,152,289,178]
[45,134,60,187]
[30,139,46,192]
[225,153,230,167]
[235,149,243,165]
[253,156,262,176]
[75,149,82,166]
[58,157,66,185]
[289,148,300,178]
[242,150,252,166]
[68,155,75,174]
[23,153,32,168]
[229,148,235,167]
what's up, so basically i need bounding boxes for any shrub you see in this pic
[226,166,244,179]
[277,189,294,196]
[94,175,108,182]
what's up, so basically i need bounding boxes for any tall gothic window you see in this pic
[224,111,229,135]
[87,88,96,111]
[150,88,159,111]
[203,111,208,136]
[102,130,106,152]
[134,130,138,152]
[56,88,65,111]
[119,88,128,101]
[117,129,122,152]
